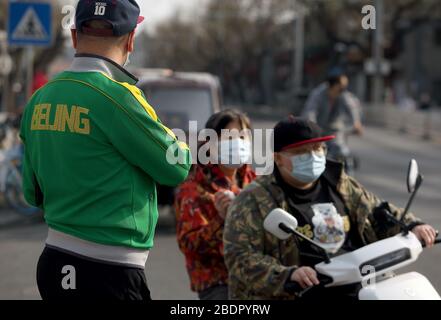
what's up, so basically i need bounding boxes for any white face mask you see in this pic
[218,138,252,169]
[289,151,327,183]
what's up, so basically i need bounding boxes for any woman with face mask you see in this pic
[175,109,256,300]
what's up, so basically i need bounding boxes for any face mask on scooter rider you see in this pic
[289,151,327,183]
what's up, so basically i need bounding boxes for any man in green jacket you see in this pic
[20,0,191,300]
[224,117,437,300]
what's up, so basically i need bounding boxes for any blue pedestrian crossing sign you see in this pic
[7,2,52,47]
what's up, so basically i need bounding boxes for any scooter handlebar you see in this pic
[421,237,441,248]
[286,272,333,298]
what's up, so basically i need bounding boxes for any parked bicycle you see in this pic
[0,113,41,216]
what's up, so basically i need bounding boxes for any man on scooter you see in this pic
[223,116,437,300]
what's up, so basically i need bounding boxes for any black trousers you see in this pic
[36,246,151,301]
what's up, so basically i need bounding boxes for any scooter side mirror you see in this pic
[264,208,332,264]
[264,208,298,240]
[401,159,424,225]
[407,159,419,193]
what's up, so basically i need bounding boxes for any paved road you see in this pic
[0,123,440,300]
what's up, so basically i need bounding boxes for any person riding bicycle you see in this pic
[302,68,363,165]
[223,116,437,300]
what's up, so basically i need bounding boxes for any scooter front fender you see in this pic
[359,272,441,300]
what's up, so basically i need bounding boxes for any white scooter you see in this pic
[264,159,441,300]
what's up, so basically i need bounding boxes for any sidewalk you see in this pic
[234,104,441,145]
[363,104,441,145]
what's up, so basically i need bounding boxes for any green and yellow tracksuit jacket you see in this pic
[20,54,192,252]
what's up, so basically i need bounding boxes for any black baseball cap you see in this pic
[273,116,335,152]
[75,0,144,37]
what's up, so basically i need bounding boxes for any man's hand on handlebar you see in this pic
[412,224,438,248]
[353,121,364,136]
[291,267,320,289]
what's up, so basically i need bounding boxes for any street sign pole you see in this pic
[293,0,305,95]
[7,1,52,103]
[372,0,384,104]
[26,47,35,99]
[0,31,11,112]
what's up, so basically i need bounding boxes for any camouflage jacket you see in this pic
[223,161,422,300]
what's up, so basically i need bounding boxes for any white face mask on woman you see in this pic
[218,138,252,169]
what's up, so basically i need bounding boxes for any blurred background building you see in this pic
[1,0,441,115]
